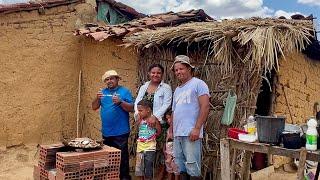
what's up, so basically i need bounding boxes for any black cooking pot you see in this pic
[282,132,302,149]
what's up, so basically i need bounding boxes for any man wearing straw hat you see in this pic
[92,70,133,180]
[171,55,210,179]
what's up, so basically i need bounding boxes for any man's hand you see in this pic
[97,89,105,100]
[112,94,121,104]
[92,88,104,110]
[146,115,157,128]
[189,128,200,141]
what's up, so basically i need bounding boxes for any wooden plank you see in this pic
[267,154,273,166]
[220,138,231,180]
[240,151,252,180]
[297,148,307,180]
[314,162,320,180]
[251,166,275,180]
[228,138,320,162]
[230,149,237,180]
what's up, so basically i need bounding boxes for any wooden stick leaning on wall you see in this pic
[77,70,82,138]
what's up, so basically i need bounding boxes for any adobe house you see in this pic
[0,0,97,147]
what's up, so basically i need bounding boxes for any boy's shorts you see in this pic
[135,150,156,178]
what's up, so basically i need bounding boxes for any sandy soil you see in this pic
[0,145,311,180]
[0,144,38,180]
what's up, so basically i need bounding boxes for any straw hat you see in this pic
[171,55,195,70]
[101,70,120,82]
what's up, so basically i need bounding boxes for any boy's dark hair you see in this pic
[164,108,172,117]
[137,99,153,110]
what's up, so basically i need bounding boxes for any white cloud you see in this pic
[274,10,305,19]
[0,0,28,4]
[297,0,320,6]
[117,0,274,19]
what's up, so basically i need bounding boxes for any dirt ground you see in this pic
[0,144,38,180]
[0,145,311,180]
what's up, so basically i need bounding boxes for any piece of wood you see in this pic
[228,138,320,162]
[314,162,320,180]
[221,138,320,180]
[241,151,252,180]
[230,149,237,180]
[267,154,273,166]
[297,148,307,180]
[220,138,231,180]
[282,85,294,123]
[251,165,275,180]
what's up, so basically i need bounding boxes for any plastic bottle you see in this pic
[247,115,256,135]
[306,118,318,151]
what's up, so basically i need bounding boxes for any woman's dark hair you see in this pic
[148,64,164,73]
[137,99,153,110]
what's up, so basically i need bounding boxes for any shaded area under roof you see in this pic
[96,0,146,21]
[75,9,213,41]
[0,0,84,14]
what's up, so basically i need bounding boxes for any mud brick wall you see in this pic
[274,52,320,124]
[273,52,320,167]
[79,38,138,139]
[0,3,96,146]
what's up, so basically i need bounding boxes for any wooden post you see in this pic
[241,151,252,180]
[230,149,237,180]
[220,138,231,180]
[268,154,273,166]
[297,148,307,180]
[314,163,320,180]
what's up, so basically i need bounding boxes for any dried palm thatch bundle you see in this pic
[124,18,314,74]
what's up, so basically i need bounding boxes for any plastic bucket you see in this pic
[256,116,285,144]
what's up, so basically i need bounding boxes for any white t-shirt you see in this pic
[172,77,210,138]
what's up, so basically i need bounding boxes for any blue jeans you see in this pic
[173,136,202,176]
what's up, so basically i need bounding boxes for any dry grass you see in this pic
[124,18,314,74]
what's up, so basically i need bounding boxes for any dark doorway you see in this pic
[253,70,277,170]
[255,70,276,116]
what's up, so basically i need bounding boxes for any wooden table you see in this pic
[220,138,320,180]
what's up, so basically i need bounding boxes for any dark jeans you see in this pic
[103,133,131,180]
[143,151,156,178]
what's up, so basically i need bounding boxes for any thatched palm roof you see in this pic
[124,18,315,73]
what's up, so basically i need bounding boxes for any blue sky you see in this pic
[265,0,320,20]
